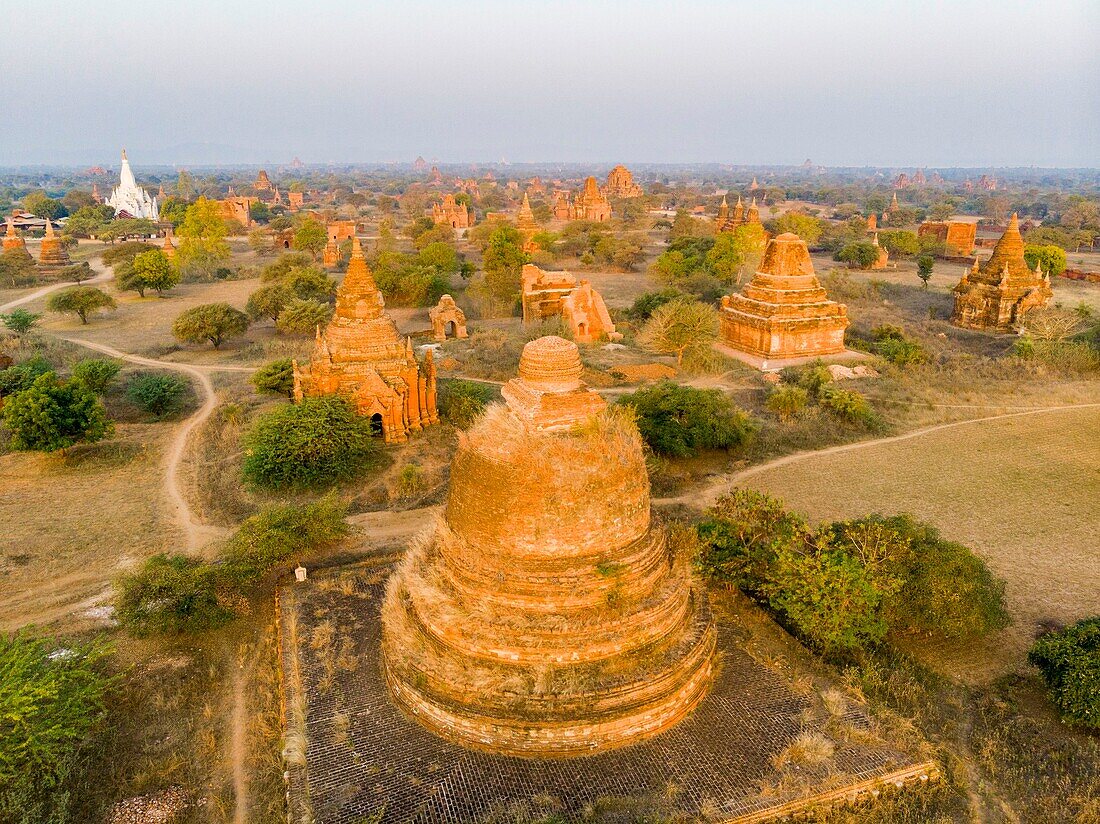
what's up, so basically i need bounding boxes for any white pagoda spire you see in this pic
[106,148,159,220]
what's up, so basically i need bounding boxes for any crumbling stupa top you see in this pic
[759,232,815,278]
[502,336,606,431]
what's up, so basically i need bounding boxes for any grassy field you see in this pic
[738,405,1100,680]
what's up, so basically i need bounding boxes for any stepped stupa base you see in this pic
[279,563,937,824]
[713,341,872,372]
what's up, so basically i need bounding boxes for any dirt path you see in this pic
[0,260,114,314]
[60,336,238,553]
[229,649,253,824]
[654,401,1100,510]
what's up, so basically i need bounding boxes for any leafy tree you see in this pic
[819,384,876,426]
[129,249,179,296]
[769,212,823,245]
[46,286,116,324]
[249,201,272,224]
[171,303,249,348]
[928,202,955,221]
[1028,618,1100,728]
[242,395,378,489]
[3,372,112,452]
[417,241,459,272]
[1,308,41,334]
[177,197,230,277]
[251,358,295,397]
[916,255,934,288]
[70,358,120,393]
[97,218,156,244]
[61,188,96,213]
[0,631,113,820]
[476,225,527,316]
[63,204,114,238]
[276,298,333,335]
[293,217,328,258]
[21,191,67,219]
[669,210,712,240]
[126,372,190,418]
[158,196,190,226]
[0,248,38,288]
[879,230,920,258]
[245,282,293,322]
[1024,244,1067,277]
[101,240,154,267]
[835,241,880,269]
[636,297,717,366]
[60,262,94,284]
[766,540,887,655]
[617,381,755,458]
[115,498,348,635]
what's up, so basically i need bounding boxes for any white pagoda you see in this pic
[106,149,159,220]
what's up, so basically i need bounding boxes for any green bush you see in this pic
[0,308,41,334]
[3,373,112,453]
[835,241,880,269]
[70,358,121,394]
[617,381,755,458]
[242,396,378,490]
[113,554,235,634]
[831,515,1010,639]
[625,288,682,321]
[116,498,348,635]
[0,355,52,396]
[0,631,113,822]
[1028,618,1100,728]
[126,372,190,418]
[437,379,499,428]
[251,358,295,397]
[780,359,831,399]
[819,384,876,426]
[695,489,808,591]
[871,325,928,366]
[765,384,809,421]
[696,493,1009,657]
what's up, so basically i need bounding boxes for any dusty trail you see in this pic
[229,650,253,824]
[654,401,1100,509]
[0,257,113,313]
[59,336,247,552]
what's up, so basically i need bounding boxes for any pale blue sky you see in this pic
[2,0,1097,167]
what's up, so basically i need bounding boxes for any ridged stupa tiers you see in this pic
[719,232,848,360]
[952,213,1052,330]
[37,218,70,267]
[382,337,716,756]
[3,218,28,254]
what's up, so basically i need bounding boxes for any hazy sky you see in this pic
[2,0,1097,167]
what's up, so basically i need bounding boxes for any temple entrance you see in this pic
[369,413,384,437]
[577,322,587,338]
[283,240,290,248]
[445,321,456,337]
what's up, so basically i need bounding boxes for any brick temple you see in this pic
[604,164,643,198]
[292,237,438,443]
[951,213,1052,331]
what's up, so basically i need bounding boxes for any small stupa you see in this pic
[3,217,28,255]
[719,232,848,364]
[951,213,1052,330]
[161,229,177,261]
[37,218,70,267]
[516,191,539,249]
[382,336,716,756]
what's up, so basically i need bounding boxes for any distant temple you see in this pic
[38,218,70,267]
[106,149,159,220]
[292,237,438,443]
[717,195,761,233]
[553,177,612,223]
[918,220,977,256]
[604,164,643,198]
[431,193,471,229]
[951,213,1051,331]
[254,169,273,191]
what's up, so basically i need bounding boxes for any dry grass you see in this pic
[774,732,837,768]
[0,423,182,631]
[741,405,1100,680]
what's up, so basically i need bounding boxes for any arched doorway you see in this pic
[369,413,384,437]
[577,322,587,339]
[283,240,290,249]
[445,320,456,337]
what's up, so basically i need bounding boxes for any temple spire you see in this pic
[43,216,55,238]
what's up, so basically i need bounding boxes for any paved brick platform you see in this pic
[278,564,934,824]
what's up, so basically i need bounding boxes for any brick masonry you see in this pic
[279,564,934,824]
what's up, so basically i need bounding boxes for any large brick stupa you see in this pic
[381,336,716,756]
